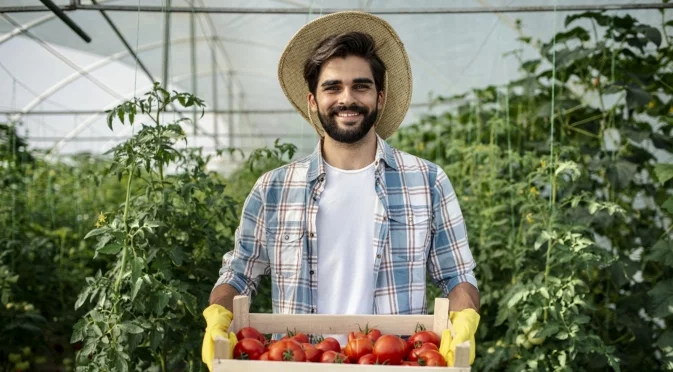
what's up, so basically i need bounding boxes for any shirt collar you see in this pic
[307,134,398,182]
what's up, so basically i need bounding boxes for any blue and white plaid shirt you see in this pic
[215,135,478,315]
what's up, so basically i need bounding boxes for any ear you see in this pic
[377,90,385,111]
[308,93,318,112]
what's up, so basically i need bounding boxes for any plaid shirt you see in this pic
[215,135,478,315]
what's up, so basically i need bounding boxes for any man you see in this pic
[201,11,480,370]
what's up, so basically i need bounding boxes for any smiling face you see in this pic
[308,55,384,144]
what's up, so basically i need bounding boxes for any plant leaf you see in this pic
[118,322,143,334]
[606,161,638,190]
[645,239,673,267]
[648,279,673,317]
[97,243,122,255]
[131,277,143,302]
[70,319,86,343]
[663,196,673,215]
[84,227,109,240]
[626,84,652,109]
[654,164,673,183]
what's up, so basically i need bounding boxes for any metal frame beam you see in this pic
[162,0,171,86]
[38,0,91,42]
[3,3,673,13]
[27,133,328,142]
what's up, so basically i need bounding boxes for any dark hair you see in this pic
[303,32,386,96]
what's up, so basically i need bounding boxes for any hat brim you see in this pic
[277,11,412,140]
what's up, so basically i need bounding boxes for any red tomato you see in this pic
[357,354,381,365]
[267,339,306,362]
[344,337,373,362]
[407,342,438,362]
[236,327,266,344]
[320,350,350,364]
[349,325,382,343]
[233,338,265,360]
[315,337,341,353]
[372,335,407,365]
[417,350,447,366]
[282,329,309,344]
[259,352,270,361]
[407,330,441,349]
[301,343,323,362]
[401,361,420,366]
[291,333,310,343]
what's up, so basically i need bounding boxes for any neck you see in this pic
[321,129,377,170]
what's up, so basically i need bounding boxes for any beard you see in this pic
[316,102,378,144]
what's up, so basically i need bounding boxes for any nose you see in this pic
[337,87,357,107]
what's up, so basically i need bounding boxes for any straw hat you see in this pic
[277,11,412,139]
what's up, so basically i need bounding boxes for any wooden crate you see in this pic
[212,295,471,371]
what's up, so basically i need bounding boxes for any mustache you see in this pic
[329,105,367,116]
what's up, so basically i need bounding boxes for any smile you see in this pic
[336,111,361,117]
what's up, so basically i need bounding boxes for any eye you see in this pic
[354,84,369,90]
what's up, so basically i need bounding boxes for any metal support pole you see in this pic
[212,39,219,148]
[228,70,234,149]
[162,0,171,88]
[190,11,197,135]
[6,3,672,13]
[37,0,91,42]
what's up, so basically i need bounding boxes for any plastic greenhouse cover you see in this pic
[0,0,669,169]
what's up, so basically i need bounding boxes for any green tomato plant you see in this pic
[391,10,672,372]
[71,83,236,371]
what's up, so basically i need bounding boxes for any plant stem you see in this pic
[113,164,136,308]
[160,352,166,372]
[662,11,670,48]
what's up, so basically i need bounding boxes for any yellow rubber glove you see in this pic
[201,304,237,371]
[438,309,480,366]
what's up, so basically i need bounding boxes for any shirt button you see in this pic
[310,232,315,238]
[311,308,316,313]
[284,235,289,240]
[376,254,381,259]
[310,270,315,275]
[408,216,413,223]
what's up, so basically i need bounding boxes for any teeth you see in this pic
[337,112,360,117]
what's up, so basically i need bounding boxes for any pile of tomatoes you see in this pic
[232,324,447,366]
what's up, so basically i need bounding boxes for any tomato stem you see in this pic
[113,163,136,312]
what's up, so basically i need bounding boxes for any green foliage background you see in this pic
[0,10,672,372]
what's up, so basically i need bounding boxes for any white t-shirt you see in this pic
[316,160,377,346]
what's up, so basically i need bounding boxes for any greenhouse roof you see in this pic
[1,0,670,169]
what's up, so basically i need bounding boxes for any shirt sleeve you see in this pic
[214,177,270,296]
[427,166,479,296]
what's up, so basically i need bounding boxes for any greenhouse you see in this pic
[1,0,672,371]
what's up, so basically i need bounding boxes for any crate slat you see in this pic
[432,298,451,336]
[213,359,471,372]
[247,313,435,335]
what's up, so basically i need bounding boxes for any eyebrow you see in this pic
[320,78,375,87]
[321,80,341,87]
[353,78,374,85]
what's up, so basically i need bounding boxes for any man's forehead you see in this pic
[318,56,374,81]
